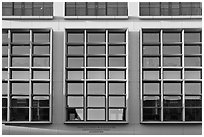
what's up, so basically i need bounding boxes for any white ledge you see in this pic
[2,16,54,20]
[64,16,129,20]
[139,16,202,20]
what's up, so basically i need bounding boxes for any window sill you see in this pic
[2,16,54,20]
[64,16,128,20]
[139,16,202,20]
[141,121,202,124]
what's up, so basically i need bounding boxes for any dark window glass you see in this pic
[12,45,30,55]
[109,109,126,121]
[109,45,125,55]
[11,97,29,107]
[32,108,49,121]
[33,82,50,95]
[2,108,7,121]
[149,2,160,16]
[191,3,202,15]
[24,2,32,16]
[87,109,105,121]
[107,2,117,16]
[185,108,202,121]
[2,98,7,107]
[140,2,150,16]
[184,32,201,43]
[97,2,106,16]
[163,108,182,121]
[163,32,181,43]
[87,2,96,16]
[66,2,76,16]
[181,2,192,15]
[44,2,53,16]
[13,2,22,16]
[11,82,29,95]
[118,2,128,16]
[67,82,83,94]
[33,96,49,107]
[76,2,86,16]
[143,108,161,121]
[161,2,170,16]
[10,108,29,121]
[163,96,182,107]
[2,2,13,16]
[143,96,160,107]
[33,2,44,16]
[171,2,180,16]
[33,57,50,67]
[66,108,83,121]
[33,33,50,43]
[185,96,201,107]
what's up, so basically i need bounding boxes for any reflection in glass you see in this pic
[10,108,29,121]
[184,70,201,79]
[11,96,29,107]
[32,108,49,121]
[143,46,160,55]
[163,33,181,43]
[184,45,201,55]
[87,109,105,120]
[11,82,29,95]
[109,82,125,94]
[67,82,83,94]
[109,70,125,79]
[33,82,50,94]
[11,70,29,79]
[143,82,160,94]
[163,96,182,107]
[87,82,105,94]
[33,70,50,79]
[184,57,201,66]
[33,96,49,107]
[143,57,160,67]
[87,57,105,67]
[68,96,83,107]
[185,82,201,95]
[68,33,84,43]
[185,96,201,107]
[143,70,160,80]
[33,46,50,54]
[12,45,30,55]
[87,70,105,79]
[163,108,182,121]
[109,45,125,55]
[33,57,50,67]
[143,33,160,43]
[109,109,125,121]
[67,57,84,67]
[12,33,30,43]
[109,96,125,107]
[163,45,181,55]
[109,57,125,67]
[87,33,105,43]
[163,57,181,67]
[163,70,181,79]
[68,46,84,55]
[87,46,105,55]
[109,33,125,43]
[143,96,160,107]
[163,82,182,95]
[12,57,30,67]
[87,96,105,107]
[33,33,50,43]
[67,108,83,121]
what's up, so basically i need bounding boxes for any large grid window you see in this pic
[140,2,202,16]
[65,29,128,123]
[2,29,52,123]
[141,29,202,123]
[65,2,128,16]
[2,2,53,16]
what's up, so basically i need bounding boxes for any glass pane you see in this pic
[163,70,181,79]
[149,2,160,16]
[10,108,29,121]
[67,57,84,67]
[184,45,201,55]
[11,82,29,95]
[163,57,181,67]
[109,82,125,94]
[143,70,160,80]
[109,70,125,79]
[185,82,201,95]
[163,82,182,95]
[185,70,201,79]
[185,96,201,107]
[76,2,86,16]
[33,46,50,54]
[87,46,105,55]
[24,2,32,16]
[87,96,105,107]
[33,82,50,94]
[87,33,105,43]
[143,108,161,121]
[11,96,29,107]
[109,96,125,107]
[33,57,50,67]
[14,2,22,16]
[33,33,50,43]
[32,108,49,121]
[12,57,30,67]
[2,2,13,16]
[118,2,128,16]
[109,57,125,67]
[184,32,201,43]
[33,2,43,16]
[65,2,76,16]
[2,45,8,55]
[2,108,7,121]
[2,82,8,95]
[2,98,7,107]
[43,2,53,16]
[68,33,84,43]
[12,45,30,55]
[163,108,182,121]
[143,96,160,107]
[33,70,50,79]
[163,45,181,55]
[163,96,182,107]
[68,46,84,55]
[109,45,125,55]
[140,2,150,16]
[87,57,105,67]
[163,33,181,43]
[185,108,202,121]
[143,46,160,55]
[143,57,160,67]
[66,108,83,121]
[2,70,8,80]
[107,2,117,16]
[109,109,126,121]
[2,57,8,68]
[87,109,105,120]
[87,70,105,79]
[67,70,83,80]
[97,2,106,16]
[143,33,160,43]
[12,33,30,43]
[11,70,29,79]
[33,96,49,107]
[68,96,83,107]
[184,57,201,66]
[109,33,126,43]
[87,82,105,94]
[143,82,160,94]
[67,82,83,94]
[161,2,170,16]
[171,2,180,16]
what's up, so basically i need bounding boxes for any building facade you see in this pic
[1,2,202,135]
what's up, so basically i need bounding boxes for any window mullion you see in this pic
[182,29,185,122]
[84,30,87,121]
[105,29,108,121]
[160,29,164,122]
[29,29,32,122]
[7,30,11,122]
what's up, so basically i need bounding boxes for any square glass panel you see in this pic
[109,109,126,121]
[32,82,50,95]
[143,96,160,107]
[143,32,160,43]
[143,108,161,121]
[33,2,44,16]
[67,33,84,43]
[12,33,30,43]
[11,70,29,79]
[87,57,105,67]
[67,57,84,68]
[143,70,160,80]
[68,96,83,107]
[185,96,201,107]
[184,57,201,67]
[109,70,125,79]
[163,82,182,95]
[33,46,50,55]
[2,70,8,80]
[163,96,182,107]
[97,2,106,16]
[185,82,201,95]
[109,96,125,107]
[163,108,182,121]
[143,57,160,67]
[33,33,50,43]
[12,45,30,55]
[10,108,29,121]
[2,45,8,55]
[65,2,76,16]
[2,108,7,121]
[67,46,84,55]
[87,82,105,94]
[109,45,125,55]
[2,82,8,95]
[87,96,105,107]
[149,2,160,16]
[76,2,86,16]
[2,2,13,16]
[11,82,29,95]
[2,32,8,43]
[11,96,29,107]
[109,82,125,94]
[66,108,83,121]
[33,57,50,67]
[2,98,7,107]
[163,45,181,55]
[109,32,126,43]
[185,108,202,121]
[109,57,125,67]
[87,46,105,55]
[32,108,49,121]
[117,2,128,16]
[184,32,201,43]
[87,109,105,121]
[143,46,160,55]
[67,82,83,94]
[87,70,105,79]
[107,2,117,16]
[163,57,181,67]
[11,57,30,67]
[163,70,181,79]
[163,32,181,43]
[87,33,105,43]
[67,70,84,80]
[33,70,50,79]
[143,82,160,94]
[184,45,201,55]
[33,96,49,107]
[184,70,201,79]
[2,57,8,68]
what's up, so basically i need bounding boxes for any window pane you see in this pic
[33,2,43,16]
[87,96,105,107]
[44,2,53,16]
[33,57,50,67]
[109,45,125,55]
[143,33,160,43]
[33,46,50,54]
[143,70,160,80]
[163,33,181,43]
[2,98,7,107]
[87,82,105,94]
[163,57,181,67]
[14,2,22,16]
[184,57,201,66]
[143,108,161,121]
[2,45,8,55]
[171,2,180,16]
[2,32,8,43]
[181,2,191,15]
[11,96,29,107]
[161,2,170,16]
[2,108,7,121]
[87,57,105,67]
[66,2,75,16]
[12,33,30,43]
[87,46,105,55]
[185,82,201,95]
[2,82,8,95]
[87,109,105,120]
[109,57,125,67]
[11,57,30,67]
[68,96,83,107]
[109,109,126,121]
[76,2,86,16]
[68,46,84,55]
[24,2,32,16]
[149,2,160,16]
[163,96,182,107]
[185,108,202,121]
[109,96,125,107]
[11,70,29,79]
[163,70,181,79]
[33,96,49,107]
[11,82,29,95]
[143,46,160,55]
[67,82,83,94]
[143,96,160,107]
[191,3,202,15]
[32,108,49,121]
[140,2,150,16]
[33,82,50,94]
[143,82,160,94]
[184,45,201,55]
[2,70,8,80]
[184,32,201,43]
[163,82,182,95]
[2,2,13,16]
[10,108,29,121]
[33,70,50,79]
[109,70,125,79]
[12,45,30,55]
[33,33,50,43]
[163,108,182,121]
[185,96,201,107]
[87,70,105,79]
[67,70,84,80]
[109,33,126,43]
[66,108,83,121]
[107,2,117,16]
[118,2,128,16]
[97,2,106,16]
[67,33,84,43]
[163,45,181,55]
[184,70,201,79]
[87,33,105,43]
[67,57,84,67]
[143,57,160,67]
[2,57,8,68]
[109,82,125,94]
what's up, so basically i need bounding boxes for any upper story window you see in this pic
[140,2,202,16]
[2,2,53,16]
[65,2,128,16]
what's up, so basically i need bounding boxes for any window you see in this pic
[2,2,53,16]
[141,29,202,123]
[65,2,128,16]
[65,29,128,123]
[2,29,52,123]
